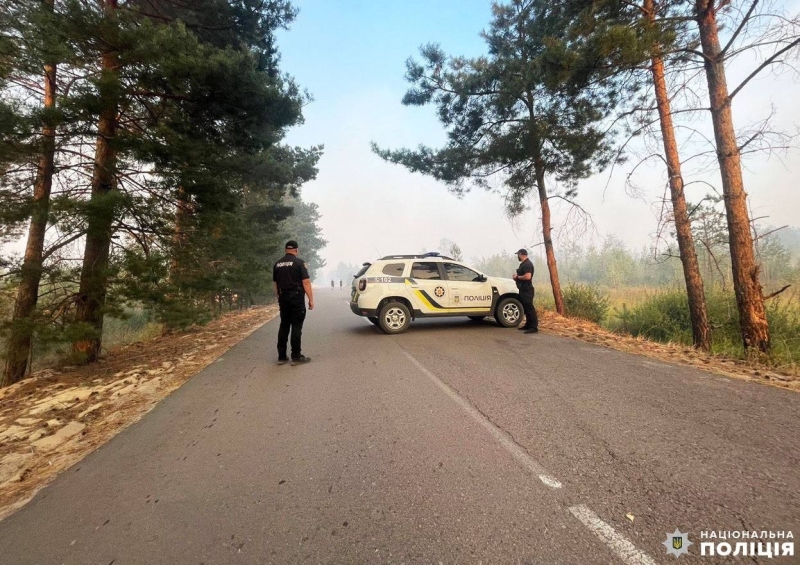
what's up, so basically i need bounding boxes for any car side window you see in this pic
[444,263,482,282]
[382,263,405,276]
[411,262,441,280]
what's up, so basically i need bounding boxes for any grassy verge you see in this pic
[535,284,800,375]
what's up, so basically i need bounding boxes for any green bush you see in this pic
[765,295,800,368]
[608,288,800,369]
[534,287,556,312]
[563,283,609,324]
[609,288,692,343]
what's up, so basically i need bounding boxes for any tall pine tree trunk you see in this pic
[2,0,57,386]
[169,185,192,287]
[695,0,770,352]
[645,0,711,351]
[73,0,119,362]
[534,162,565,316]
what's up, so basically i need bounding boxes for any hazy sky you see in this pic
[277,0,800,274]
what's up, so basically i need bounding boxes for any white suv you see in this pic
[349,253,524,334]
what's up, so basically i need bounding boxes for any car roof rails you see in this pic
[380,253,454,260]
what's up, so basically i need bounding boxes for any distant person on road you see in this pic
[273,240,314,365]
[339,279,343,290]
[513,248,538,334]
[331,279,335,291]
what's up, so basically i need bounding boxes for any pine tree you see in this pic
[1,0,323,381]
[373,0,617,316]
[691,0,774,352]
[67,0,313,359]
[556,0,712,349]
[1,0,75,385]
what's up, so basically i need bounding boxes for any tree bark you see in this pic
[2,0,58,387]
[533,162,566,316]
[169,185,192,287]
[645,0,711,351]
[525,91,565,317]
[695,0,770,352]
[73,0,119,362]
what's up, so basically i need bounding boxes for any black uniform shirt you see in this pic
[516,258,534,294]
[273,253,310,291]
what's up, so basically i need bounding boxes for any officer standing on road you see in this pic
[513,248,539,334]
[273,240,314,365]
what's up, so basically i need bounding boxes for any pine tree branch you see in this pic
[729,36,800,100]
[765,285,791,300]
[720,0,760,57]
[42,231,88,261]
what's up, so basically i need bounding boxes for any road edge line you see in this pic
[569,504,658,565]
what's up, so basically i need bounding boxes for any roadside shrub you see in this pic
[765,294,800,369]
[608,287,800,370]
[609,288,692,344]
[563,283,609,324]
[534,287,556,312]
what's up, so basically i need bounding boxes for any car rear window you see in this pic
[382,263,405,276]
[411,262,441,280]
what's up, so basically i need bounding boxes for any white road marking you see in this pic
[538,475,563,489]
[401,350,562,489]
[569,505,658,565]
[356,312,657,564]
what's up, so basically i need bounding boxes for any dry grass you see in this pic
[539,310,799,392]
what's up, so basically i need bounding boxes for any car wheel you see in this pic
[368,316,380,326]
[378,301,411,334]
[468,316,486,322]
[495,297,523,327]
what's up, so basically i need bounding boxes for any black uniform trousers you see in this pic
[277,289,306,360]
[520,290,538,330]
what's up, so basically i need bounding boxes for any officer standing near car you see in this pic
[273,240,314,365]
[513,248,538,333]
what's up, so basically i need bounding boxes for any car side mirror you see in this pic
[478,274,487,282]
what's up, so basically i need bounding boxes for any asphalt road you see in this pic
[0,290,798,565]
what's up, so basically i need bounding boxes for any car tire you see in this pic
[378,301,411,334]
[368,316,380,326]
[495,297,523,327]
[468,316,486,322]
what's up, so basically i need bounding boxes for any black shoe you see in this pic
[518,325,528,331]
[291,355,311,365]
[524,328,539,334]
[277,358,289,365]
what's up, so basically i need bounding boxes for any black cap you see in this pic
[285,240,298,250]
[516,248,528,256]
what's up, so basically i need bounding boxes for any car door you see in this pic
[407,261,448,314]
[443,262,493,313]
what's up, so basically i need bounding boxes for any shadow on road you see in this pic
[347,317,513,336]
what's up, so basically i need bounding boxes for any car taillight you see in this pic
[358,278,367,291]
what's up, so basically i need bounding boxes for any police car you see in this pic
[349,253,524,334]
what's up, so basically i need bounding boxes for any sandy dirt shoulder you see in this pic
[0,305,277,520]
